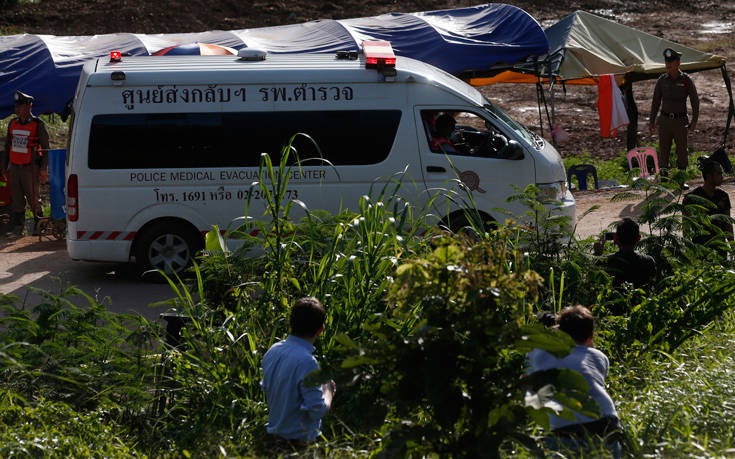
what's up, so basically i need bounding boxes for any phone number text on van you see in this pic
[153,188,299,203]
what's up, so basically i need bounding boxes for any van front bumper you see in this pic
[554,192,577,230]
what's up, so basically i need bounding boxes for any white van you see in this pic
[65,43,575,277]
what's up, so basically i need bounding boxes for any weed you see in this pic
[1,136,735,456]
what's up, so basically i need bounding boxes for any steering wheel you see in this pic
[449,128,466,144]
[489,132,508,152]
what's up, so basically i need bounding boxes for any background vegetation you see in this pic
[2,145,735,457]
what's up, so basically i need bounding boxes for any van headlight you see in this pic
[536,182,567,202]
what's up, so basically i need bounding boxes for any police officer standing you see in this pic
[648,48,699,182]
[2,90,50,236]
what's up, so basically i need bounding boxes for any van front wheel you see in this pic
[135,222,200,281]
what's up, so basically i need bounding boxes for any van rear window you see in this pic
[88,110,402,169]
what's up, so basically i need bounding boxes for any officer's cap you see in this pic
[663,48,682,62]
[13,90,34,105]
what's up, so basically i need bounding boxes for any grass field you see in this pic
[2,144,735,456]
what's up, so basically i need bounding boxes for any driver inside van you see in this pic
[430,113,462,154]
[426,110,523,160]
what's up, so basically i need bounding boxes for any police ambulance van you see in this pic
[65,42,575,278]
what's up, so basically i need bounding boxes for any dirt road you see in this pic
[0,237,173,321]
[575,178,735,239]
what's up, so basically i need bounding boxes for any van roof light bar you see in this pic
[362,40,396,71]
[109,50,122,63]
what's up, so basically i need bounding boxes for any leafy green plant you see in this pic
[0,287,157,410]
[0,395,134,457]
[4,130,735,457]
[614,313,735,457]
[336,234,586,457]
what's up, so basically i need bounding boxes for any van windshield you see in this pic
[482,99,539,148]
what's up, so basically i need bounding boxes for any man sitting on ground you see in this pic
[261,297,336,448]
[596,217,656,289]
[527,305,621,457]
[683,158,733,247]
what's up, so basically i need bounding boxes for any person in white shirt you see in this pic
[527,305,622,457]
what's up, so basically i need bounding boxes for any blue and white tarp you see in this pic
[0,3,548,117]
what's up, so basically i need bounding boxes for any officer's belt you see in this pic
[661,111,686,119]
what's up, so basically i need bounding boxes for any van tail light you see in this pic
[67,173,78,222]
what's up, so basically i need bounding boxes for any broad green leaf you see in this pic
[205,226,225,253]
[516,326,576,358]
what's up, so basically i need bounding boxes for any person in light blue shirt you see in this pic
[527,305,621,457]
[261,297,336,445]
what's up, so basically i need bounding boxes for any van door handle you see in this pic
[426,166,446,173]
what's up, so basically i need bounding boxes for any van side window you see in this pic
[88,110,402,169]
[421,110,523,160]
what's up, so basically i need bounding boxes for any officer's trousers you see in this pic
[657,116,689,170]
[9,162,41,223]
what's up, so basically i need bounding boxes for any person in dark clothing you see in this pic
[682,159,733,247]
[596,218,656,289]
[430,114,460,154]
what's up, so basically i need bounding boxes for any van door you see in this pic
[415,107,536,229]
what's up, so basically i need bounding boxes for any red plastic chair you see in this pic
[627,147,659,178]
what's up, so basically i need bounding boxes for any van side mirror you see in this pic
[499,140,524,160]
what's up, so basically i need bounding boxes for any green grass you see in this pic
[0,397,134,457]
[692,36,735,54]
[563,145,705,189]
[614,312,735,456]
[2,141,735,456]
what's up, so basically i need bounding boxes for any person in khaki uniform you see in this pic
[648,48,699,179]
[1,90,50,236]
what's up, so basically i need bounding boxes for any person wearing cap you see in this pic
[648,48,699,181]
[682,158,733,251]
[2,90,50,236]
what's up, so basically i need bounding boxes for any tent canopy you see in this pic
[466,10,725,86]
[0,4,548,117]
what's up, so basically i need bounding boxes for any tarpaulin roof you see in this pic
[0,3,548,117]
[467,10,725,85]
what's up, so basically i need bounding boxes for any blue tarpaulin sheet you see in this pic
[0,4,547,117]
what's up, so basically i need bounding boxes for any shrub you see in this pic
[335,233,584,457]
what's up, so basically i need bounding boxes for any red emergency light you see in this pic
[362,40,396,68]
[109,50,122,62]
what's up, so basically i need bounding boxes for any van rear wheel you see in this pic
[441,211,497,237]
[135,222,200,281]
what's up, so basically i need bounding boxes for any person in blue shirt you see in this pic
[261,297,336,447]
[527,306,622,457]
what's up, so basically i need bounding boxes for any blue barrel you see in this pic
[47,149,67,219]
